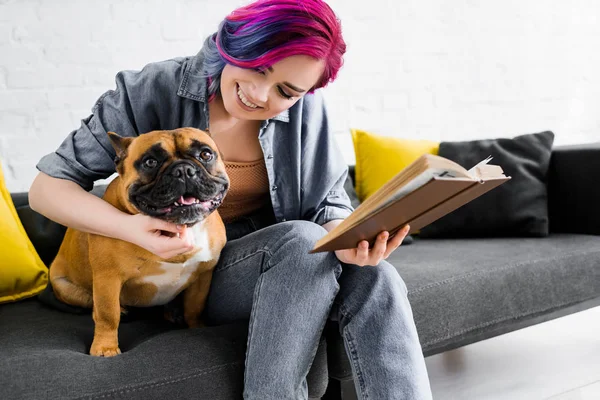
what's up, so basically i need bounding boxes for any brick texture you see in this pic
[1,0,599,191]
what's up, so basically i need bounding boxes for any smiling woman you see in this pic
[28,0,432,399]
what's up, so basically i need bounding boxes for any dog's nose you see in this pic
[171,163,196,178]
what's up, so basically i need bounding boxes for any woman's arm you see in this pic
[29,60,195,259]
[321,218,343,233]
[30,172,130,239]
[29,173,192,259]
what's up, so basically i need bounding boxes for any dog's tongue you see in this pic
[179,195,197,206]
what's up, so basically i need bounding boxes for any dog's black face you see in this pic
[108,128,229,226]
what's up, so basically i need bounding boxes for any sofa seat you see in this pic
[327,234,600,381]
[0,299,328,400]
[397,233,600,355]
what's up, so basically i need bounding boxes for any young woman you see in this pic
[29,1,432,398]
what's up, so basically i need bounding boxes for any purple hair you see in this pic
[201,0,346,100]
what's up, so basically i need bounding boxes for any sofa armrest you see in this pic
[548,142,600,234]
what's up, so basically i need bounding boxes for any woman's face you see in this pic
[220,55,326,121]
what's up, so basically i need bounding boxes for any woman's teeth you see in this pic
[237,87,259,109]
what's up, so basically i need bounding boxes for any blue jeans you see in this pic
[202,207,432,400]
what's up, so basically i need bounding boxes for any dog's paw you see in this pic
[90,340,121,357]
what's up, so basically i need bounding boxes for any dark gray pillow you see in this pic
[419,131,555,238]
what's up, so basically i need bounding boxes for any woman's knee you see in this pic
[264,220,340,274]
[359,261,409,297]
[379,260,409,295]
[270,220,328,250]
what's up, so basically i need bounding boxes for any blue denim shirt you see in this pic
[36,49,354,226]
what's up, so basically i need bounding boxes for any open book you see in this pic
[310,154,511,253]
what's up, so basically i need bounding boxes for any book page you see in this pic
[377,168,466,210]
[466,156,507,180]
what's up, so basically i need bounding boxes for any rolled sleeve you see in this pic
[35,63,168,191]
[36,114,117,191]
[310,192,354,226]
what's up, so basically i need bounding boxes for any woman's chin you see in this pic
[226,104,265,121]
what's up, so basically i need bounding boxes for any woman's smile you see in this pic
[236,83,262,111]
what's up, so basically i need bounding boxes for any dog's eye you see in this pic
[199,150,214,162]
[144,158,158,168]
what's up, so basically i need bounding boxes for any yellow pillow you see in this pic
[0,161,48,304]
[351,129,440,202]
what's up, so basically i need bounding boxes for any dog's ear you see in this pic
[107,131,133,165]
[107,131,133,157]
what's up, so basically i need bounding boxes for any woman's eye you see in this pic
[254,68,266,75]
[199,150,214,162]
[277,86,293,100]
[144,158,158,168]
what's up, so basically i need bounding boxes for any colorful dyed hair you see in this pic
[201,0,346,100]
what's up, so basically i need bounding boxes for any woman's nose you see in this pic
[248,83,269,105]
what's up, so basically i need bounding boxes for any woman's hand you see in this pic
[334,225,410,267]
[121,214,195,259]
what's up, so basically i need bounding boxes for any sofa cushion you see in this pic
[0,163,48,304]
[0,299,329,399]
[398,234,600,354]
[327,233,600,380]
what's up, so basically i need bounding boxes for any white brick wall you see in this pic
[1,0,599,192]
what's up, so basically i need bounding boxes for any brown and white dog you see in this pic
[49,127,229,357]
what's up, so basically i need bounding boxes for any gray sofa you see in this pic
[1,143,599,399]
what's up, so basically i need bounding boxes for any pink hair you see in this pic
[214,0,346,91]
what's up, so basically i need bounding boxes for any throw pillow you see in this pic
[0,161,48,304]
[419,131,555,238]
[351,129,439,202]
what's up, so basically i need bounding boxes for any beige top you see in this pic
[218,158,271,224]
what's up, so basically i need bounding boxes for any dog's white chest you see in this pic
[141,224,213,306]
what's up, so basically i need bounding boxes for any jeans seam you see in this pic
[215,249,271,273]
[343,325,368,400]
[262,246,274,273]
[337,302,368,400]
[240,246,273,398]
[243,273,265,396]
[302,276,341,395]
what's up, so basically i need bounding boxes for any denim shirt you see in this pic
[36,48,354,226]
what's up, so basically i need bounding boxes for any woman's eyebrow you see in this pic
[283,82,306,93]
[267,66,307,93]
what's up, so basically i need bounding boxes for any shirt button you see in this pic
[267,154,273,159]
[272,185,278,191]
